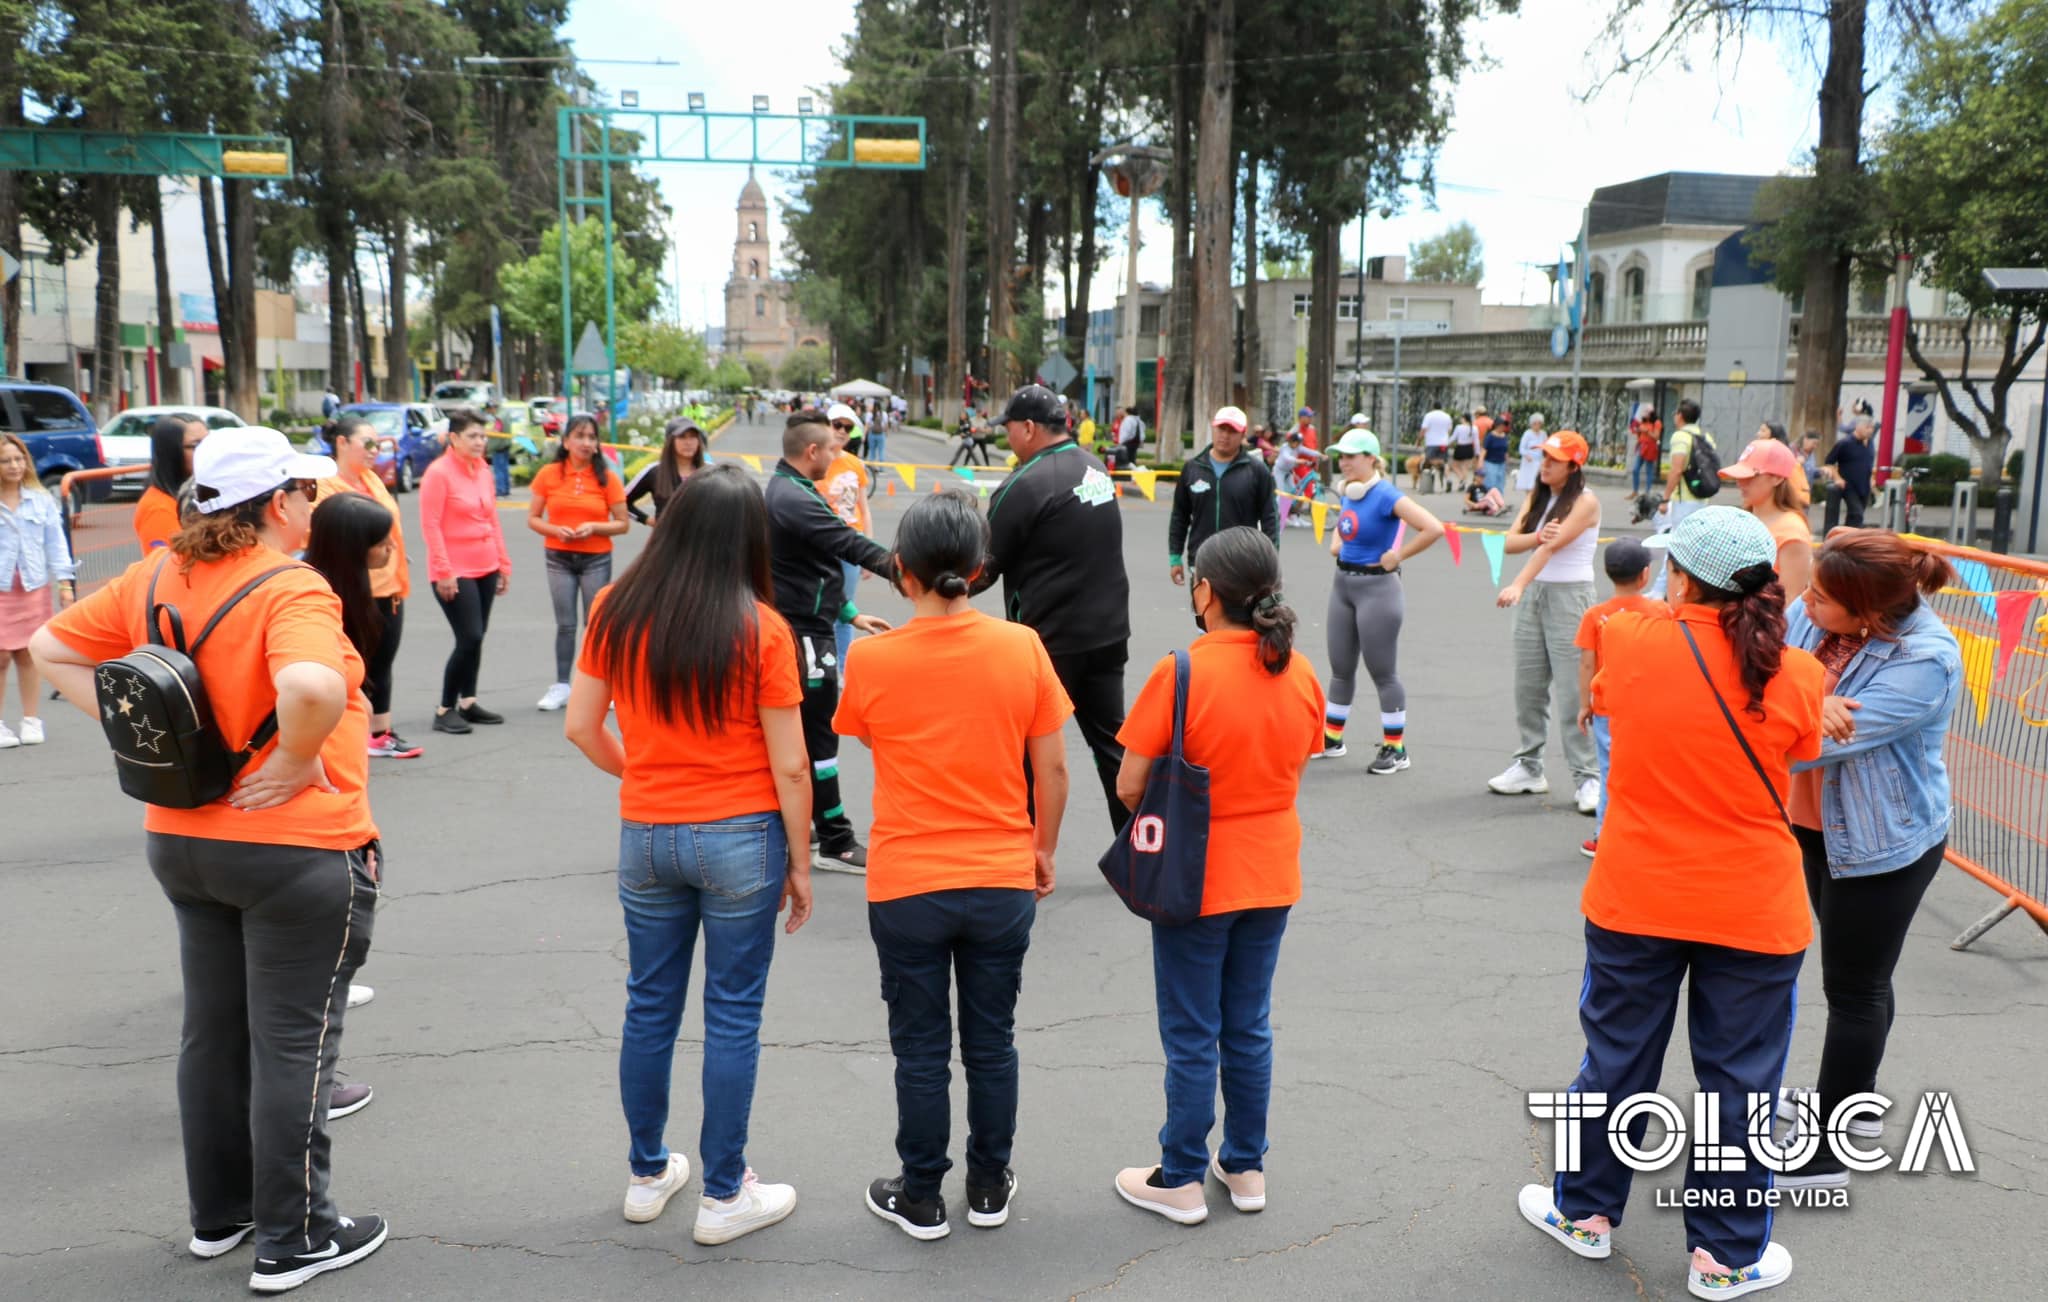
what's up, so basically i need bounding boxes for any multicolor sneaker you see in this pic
[1517,1184,1610,1259]
[1581,838,1598,859]
[1687,1242,1792,1299]
[1367,744,1409,775]
[368,731,422,759]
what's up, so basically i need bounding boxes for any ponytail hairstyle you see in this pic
[1673,558,1788,718]
[1810,530,1954,639]
[1191,525,1296,675]
[893,486,985,599]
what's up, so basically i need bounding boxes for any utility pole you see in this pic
[1570,204,1588,427]
[1094,145,1169,429]
[1353,212,1366,416]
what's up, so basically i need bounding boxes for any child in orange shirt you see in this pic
[1573,538,1662,858]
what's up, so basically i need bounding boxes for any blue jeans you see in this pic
[834,559,859,670]
[865,432,887,464]
[617,814,787,1198]
[1629,448,1658,495]
[1481,461,1506,493]
[869,887,1037,1201]
[1151,907,1290,1186]
[1591,714,1612,833]
[492,449,512,496]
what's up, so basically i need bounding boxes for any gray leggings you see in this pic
[1324,569,1405,715]
[546,549,612,683]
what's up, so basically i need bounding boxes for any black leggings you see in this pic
[1795,827,1945,1121]
[363,596,403,715]
[434,576,497,709]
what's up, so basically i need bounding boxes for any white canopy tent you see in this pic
[829,378,893,400]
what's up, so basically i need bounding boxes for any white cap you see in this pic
[191,427,335,514]
[1347,412,1370,428]
[1211,405,1247,431]
[825,402,860,425]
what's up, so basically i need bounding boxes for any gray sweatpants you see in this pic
[1511,580,1598,781]
[147,832,379,1258]
[1325,569,1405,717]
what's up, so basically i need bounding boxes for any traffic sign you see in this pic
[1037,352,1077,392]
[570,321,609,373]
[1357,319,1451,336]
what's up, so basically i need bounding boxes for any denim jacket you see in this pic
[0,487,76,593]
[1786,597,1959,876]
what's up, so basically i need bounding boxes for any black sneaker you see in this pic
[457,702,503,725]
[966,1167,1016,1228]
[865,1176,948,1240]
[817,841,868,874]
[1367,743,1410,775]
[188,1221,255,1259]
[432,710,471,735]
[249,1214,388,1293]
[1774,1150,1851,1190]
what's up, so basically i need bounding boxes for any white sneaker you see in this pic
[1575,778,1600,815]
[1775,1087,1883,1139]
[346,984,375,1009]
[18,716,43,745]
[1487,760,1548,795]
[1688,1241,1792,1299]
[692,1169,797,1245]
[623,1151,690,1223]
[1517,1183,1610,1259]
[0,721,18,749]
[537,682,572,711]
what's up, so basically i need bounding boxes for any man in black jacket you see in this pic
[1167,404,1279,585]
[974,384,1133,831]
[765,411,896,871]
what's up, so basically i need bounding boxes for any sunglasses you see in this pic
[831,421,855,432]
[283,479,318,503]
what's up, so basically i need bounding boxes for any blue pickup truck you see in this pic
[2,381,106,498]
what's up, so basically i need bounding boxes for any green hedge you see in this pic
[1898,452,1975,505]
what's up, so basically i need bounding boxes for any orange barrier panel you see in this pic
[1899,536,2048,949]
[56,465,151,599]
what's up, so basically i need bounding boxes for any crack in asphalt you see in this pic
[1068,1241,1187,1297]
[571,1237,923,1274]
[382,868,614,902]
[1226,1214,1387,1262]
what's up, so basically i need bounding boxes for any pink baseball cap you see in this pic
[1720,438,1801,482]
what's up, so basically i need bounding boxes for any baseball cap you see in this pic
[826,402,860,425]
[1540,431,1589,465]
[1719,438,1800,482]
[1211,405,1248,432]
[1603,536,1652,581]
[1298,406,1315,418]
[1331,428,1380,458]
[1642,505,1778,591]
[192,427,335,514]
[1347,412,1370,428]
[996,383,1065,427]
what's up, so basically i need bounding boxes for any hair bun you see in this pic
[936,572,970,598]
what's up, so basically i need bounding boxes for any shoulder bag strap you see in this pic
[188,563,308,766]
[1679,621,1792,830]
[1170,648,1191,761]
[145,553,187,651]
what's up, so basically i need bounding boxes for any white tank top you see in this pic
[1533,499,1600,584]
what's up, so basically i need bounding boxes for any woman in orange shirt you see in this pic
[1518,507,1822,1302]
[317,415,418,759]
[1109,527,1324,1226]
[31,426,389,1290]
[529,414,628,712]
[566,464,812,1246]
[833,489,1070,1242]
[134,413,207,554]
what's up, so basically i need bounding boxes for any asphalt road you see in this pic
[5,418,2042,1302]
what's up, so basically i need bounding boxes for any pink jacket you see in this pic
[419,454,512,582]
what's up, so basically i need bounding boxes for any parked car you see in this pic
[527,396,568,436]
[97,405,246,496]
[320,402,446,492]
[1,381,106,503]
[430,379,500,417]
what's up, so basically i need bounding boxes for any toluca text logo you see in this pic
[1529,1090,1972,1200]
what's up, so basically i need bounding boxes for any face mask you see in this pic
[1189,581,1207,632]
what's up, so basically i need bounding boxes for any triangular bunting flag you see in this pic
[1480,530,1506,586]
[735,452,762,473]
[1952,627,1996,726]
[1310,501,1328,543]
[1993,589,2038,680]
[1444,525,1463,566]
[896,464,917,492]
[954,465,976,483]
[1130,468,1158,501]
[1953,559,1997,619]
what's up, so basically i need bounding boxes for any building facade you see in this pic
[719,171,828,378]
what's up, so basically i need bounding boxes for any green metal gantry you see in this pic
[554,105,926,412]
[0,127,294,179]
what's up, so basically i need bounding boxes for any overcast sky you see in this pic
[563,1,1825,333]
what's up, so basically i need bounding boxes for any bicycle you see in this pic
[1898,464,1930,535]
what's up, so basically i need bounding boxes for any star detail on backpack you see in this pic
[116,695,134,716]
[98,666,120,696]
[131,715,168,754]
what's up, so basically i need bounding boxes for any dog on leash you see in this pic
[1630,490,1664,525]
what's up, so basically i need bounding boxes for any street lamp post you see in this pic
[1982,268,2048,554]
[1093,144,1170,431]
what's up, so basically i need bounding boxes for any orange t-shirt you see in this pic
[1573,593,1666,659]
[531,461,627,555]
[1585,606,1824,954]
[833,610,1072,903]
[1763,508,1811,560]
[824,451,871,535]
[578,594,804,825]
[134,485,182,555]
[45,545,377,850]
[316,469,411,600]
[1118,631,1326,916]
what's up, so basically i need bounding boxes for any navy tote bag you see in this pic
[1097,649,1211,926]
